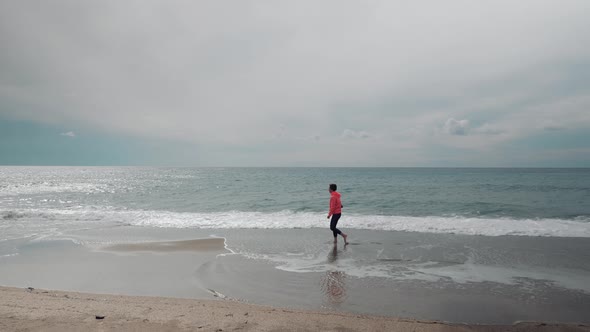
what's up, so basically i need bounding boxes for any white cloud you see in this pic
[59,131,76,137]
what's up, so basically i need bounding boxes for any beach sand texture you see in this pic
[1,286,589,332]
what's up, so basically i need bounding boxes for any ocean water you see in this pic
[1,166,590,239]
[1,166,590,323]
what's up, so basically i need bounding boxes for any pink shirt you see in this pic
[329,191,342,216]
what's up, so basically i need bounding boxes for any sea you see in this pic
[1,167,590,323]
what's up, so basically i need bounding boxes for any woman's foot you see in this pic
[342,233,348,245]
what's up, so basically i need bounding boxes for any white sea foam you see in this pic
[252,250,590,293]
[1,208,590,238]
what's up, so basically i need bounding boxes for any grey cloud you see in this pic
[473,124,505,136]
[1,0,590,165]
[444,119,470,136]
[341,129,371,139]
[543,126,567,131]
[292,134,321,142]
[60,131,76,137]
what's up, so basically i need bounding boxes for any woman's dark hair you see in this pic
[329,183,337,191]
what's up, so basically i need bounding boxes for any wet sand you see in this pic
[1,286,589,332]
[103,238,227,252]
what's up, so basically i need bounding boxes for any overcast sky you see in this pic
[1,0,589,166]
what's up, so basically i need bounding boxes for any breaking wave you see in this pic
[2,208,590,238]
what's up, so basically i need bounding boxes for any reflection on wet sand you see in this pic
[320,244,347,305]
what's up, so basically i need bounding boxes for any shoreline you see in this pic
[1,286,589,332]
[2,231,590,325]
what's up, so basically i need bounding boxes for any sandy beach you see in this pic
[1,286,588,332]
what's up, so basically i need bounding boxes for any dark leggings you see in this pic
[330,214,342,238]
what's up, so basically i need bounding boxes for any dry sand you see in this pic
[1,286,588,332]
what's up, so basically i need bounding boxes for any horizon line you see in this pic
[1,165,589,169]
